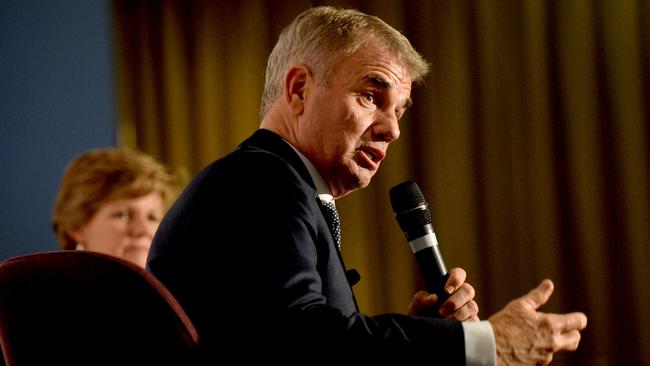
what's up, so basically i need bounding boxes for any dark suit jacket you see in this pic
[148,129,465,363]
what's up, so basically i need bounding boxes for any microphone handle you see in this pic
[410,235,449,318]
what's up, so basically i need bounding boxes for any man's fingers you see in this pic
[545,312,588,333]
[521,279,554,310]
[444,267,467,294]
[407,290,438,315]
[442,300,479,321]
[560,312,588,332]
[412,290,431,304]
[556,329,582,351]
[540,312,586,352]
[440,283,475,314]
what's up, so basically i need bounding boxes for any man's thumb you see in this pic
[521,279,554,310]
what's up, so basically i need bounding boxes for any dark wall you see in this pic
[0,0,116,260]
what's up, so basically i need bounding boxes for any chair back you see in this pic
[0,250,199,365]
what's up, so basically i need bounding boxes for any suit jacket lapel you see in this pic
[240,128,360,311]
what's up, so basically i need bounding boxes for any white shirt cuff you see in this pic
[461,320,496,366]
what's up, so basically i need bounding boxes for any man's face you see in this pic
[296,41,413,198]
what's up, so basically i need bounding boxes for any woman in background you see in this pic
[52,148,180,268]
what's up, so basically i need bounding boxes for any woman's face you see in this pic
[69,192,164,268]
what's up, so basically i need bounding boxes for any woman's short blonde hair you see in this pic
[51,148,180,250]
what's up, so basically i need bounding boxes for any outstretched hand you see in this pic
[488,279,588,365]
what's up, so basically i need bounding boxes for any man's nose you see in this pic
[372,111,400,142]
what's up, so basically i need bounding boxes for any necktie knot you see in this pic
[322,200,341,250]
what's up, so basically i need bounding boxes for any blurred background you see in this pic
[2,1,648,364]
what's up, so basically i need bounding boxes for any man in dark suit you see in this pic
[148,6,587,365]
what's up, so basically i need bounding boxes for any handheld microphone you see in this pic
[389,180,449,317]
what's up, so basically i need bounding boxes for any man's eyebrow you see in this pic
[366,75,391,89]
[364,75,413,110]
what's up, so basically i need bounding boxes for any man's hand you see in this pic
[407,267,480,321]
[488,279,588,365]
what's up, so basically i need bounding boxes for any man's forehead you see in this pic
[342,41,412,79]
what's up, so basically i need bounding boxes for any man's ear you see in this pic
[283,65,311,116]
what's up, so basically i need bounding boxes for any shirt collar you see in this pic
[284,140,334,204]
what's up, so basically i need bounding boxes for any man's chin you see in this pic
[357,168,376,187]
[335,173,373,198]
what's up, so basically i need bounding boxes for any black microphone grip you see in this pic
[409,229,449,318]
[414,241,450,316]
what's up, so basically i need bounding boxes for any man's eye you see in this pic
[362,93,374,104]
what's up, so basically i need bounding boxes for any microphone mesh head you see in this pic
[389,180,426,214]
[389,180,432,230]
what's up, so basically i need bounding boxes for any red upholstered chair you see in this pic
[0,250,199,365]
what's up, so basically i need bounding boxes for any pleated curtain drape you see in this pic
[112,1,650,364]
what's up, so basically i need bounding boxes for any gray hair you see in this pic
[260,6,430,118]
